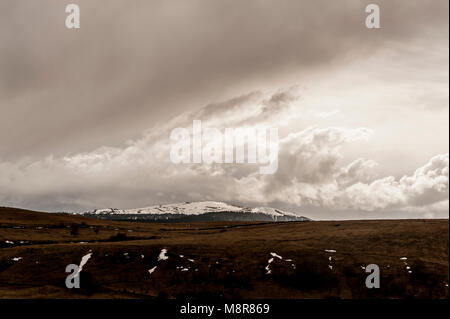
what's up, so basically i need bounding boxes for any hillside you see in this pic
[0,207,448,299]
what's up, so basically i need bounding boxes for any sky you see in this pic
[0,0,448,219]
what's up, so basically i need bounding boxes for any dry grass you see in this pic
[0,207,448,299]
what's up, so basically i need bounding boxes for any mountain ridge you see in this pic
[81,201,311,222]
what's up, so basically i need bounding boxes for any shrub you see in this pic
[70,225,79,236]
[108,232,127,241]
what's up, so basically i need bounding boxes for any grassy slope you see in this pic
[0,207,448,299]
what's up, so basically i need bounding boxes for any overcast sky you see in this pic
[0,0,448,219]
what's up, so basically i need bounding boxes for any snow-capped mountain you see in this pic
[83,201,310,222]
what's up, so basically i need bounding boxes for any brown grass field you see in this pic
[0,207,448,299]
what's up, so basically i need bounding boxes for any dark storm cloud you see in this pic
[0,0,447,160]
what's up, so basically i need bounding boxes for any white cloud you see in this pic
[0,87,448,219]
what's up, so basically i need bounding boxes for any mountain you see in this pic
[82,201,311,223]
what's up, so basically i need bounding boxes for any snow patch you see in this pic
[265,257,275,274]
[79,253,92,271]
[158,249,168,261]
[74,253,92,278]
[148,266,157,275]
[270,252,282,259]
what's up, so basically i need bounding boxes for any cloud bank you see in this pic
[0,87,447,219]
